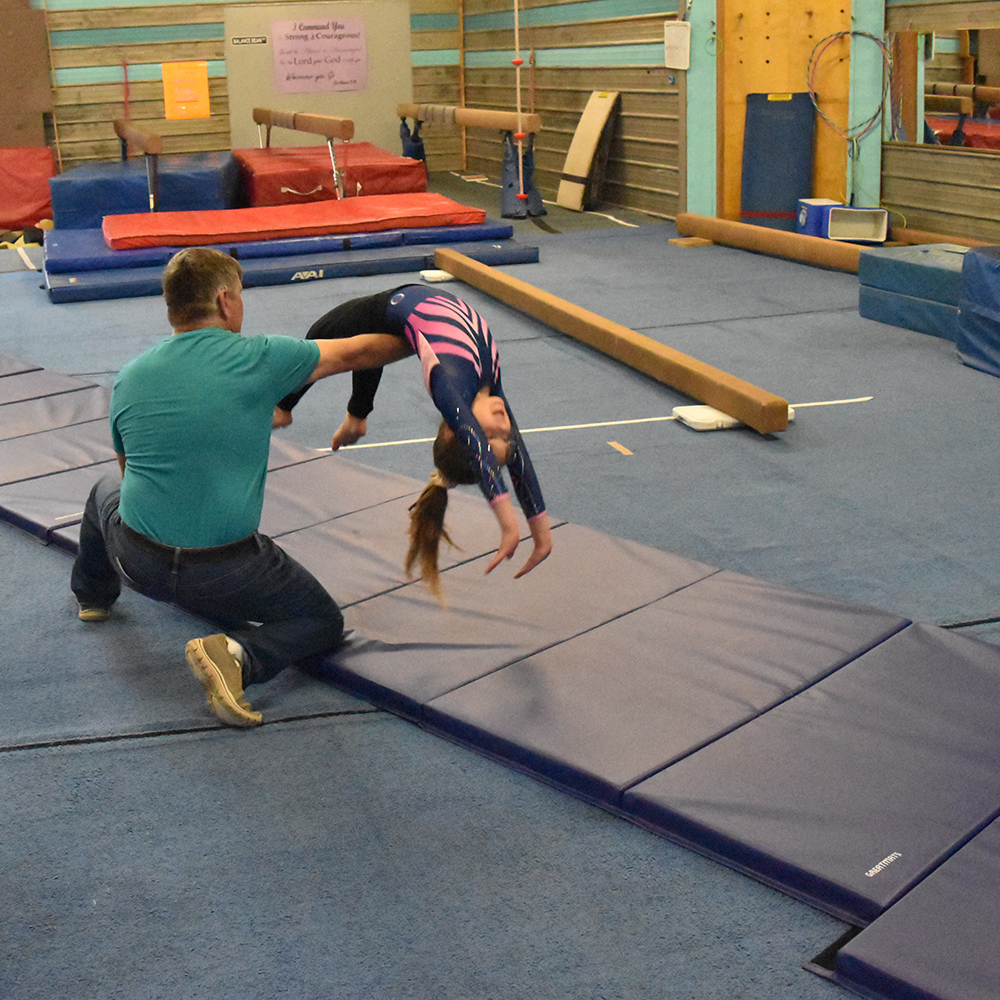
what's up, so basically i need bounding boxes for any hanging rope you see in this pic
[511,0,527,201]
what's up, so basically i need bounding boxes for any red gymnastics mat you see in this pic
[233,143,426,205]
[102,192,485,250]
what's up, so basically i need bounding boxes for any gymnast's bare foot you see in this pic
[272,406,293,429]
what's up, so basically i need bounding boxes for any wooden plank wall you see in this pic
[885,1,1000,241]
[41,0,680,218]
[460,1,683,218]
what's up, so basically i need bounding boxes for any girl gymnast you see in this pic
[274,284,552,600]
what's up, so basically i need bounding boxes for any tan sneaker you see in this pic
[185,634,262,728]
[77,600,110,622]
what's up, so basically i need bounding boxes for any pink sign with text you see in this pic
[273,18,367,93]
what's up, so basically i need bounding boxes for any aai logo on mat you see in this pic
[291,270,324,282]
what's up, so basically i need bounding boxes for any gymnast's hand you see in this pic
[331,413,367,450]
[514,512,552,579]
[486,498,522,575]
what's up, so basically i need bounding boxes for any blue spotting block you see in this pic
[859,285,963,343]
[44,239,540,303]
[741,93,815,231]
[956,245,1000,377]
[858,244,969,307]
[422,571,908,810]
[823,816,1000,1000]
[42,220,515,274]
[49,152,242,229]
[623,622,1000,926]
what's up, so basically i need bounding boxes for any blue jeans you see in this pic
[71,474,345,686]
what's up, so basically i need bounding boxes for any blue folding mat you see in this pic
[814,815,1000,1000]
[42,221,537,302]
[5,357,1000,1000]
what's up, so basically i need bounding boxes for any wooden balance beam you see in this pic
[675,213,862,273]
[434,248,790,435]
[113,119,164,211]
[252,107,355,146]
[397,103,542,135]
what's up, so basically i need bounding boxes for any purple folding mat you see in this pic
[624,622,1000,925]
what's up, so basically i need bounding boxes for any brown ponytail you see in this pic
[405,421,478,603]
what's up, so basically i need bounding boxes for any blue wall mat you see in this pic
[422,571,907,810]
[858,244,968,306]
[825,816,1000,1000]
[741,93,815,231]
[859,285,962,343]
[623,623,1000,926]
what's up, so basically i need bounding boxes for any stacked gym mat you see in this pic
[858,243,969,342]
[3,355,999,1000]
[42,217,538,303]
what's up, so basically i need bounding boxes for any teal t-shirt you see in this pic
[110,327,320,547]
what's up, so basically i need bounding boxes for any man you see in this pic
[71,247,410,728]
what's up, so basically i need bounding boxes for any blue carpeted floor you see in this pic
[2,185,997,997]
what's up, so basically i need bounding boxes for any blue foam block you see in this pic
[859,244,968,306]
[49,152,241,230]
[624,623,1000,925]
[859,284,963,342]
[957,246,1000,377]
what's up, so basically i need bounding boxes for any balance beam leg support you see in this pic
[675,213,862,273]
[434,248,789,435]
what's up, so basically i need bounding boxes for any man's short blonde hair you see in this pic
[162,247,243,328]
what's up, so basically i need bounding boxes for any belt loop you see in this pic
[171,547,182,576]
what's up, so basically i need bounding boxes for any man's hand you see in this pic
[513,512,552,579]
[272,407,293,429]
[331,413,367,450]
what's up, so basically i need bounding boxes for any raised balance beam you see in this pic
[252,107,355,145]
[397,103,542,135]
[434,248,790,435]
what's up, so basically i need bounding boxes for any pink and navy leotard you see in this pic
[279,284,545,520]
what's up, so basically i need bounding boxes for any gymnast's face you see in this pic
[471,390,511,465]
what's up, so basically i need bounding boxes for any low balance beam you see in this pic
[675,213,861,273]
[252,107,355,144]
[434,248,790,435]
[397,103,542,135]
[113,119,163,157]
